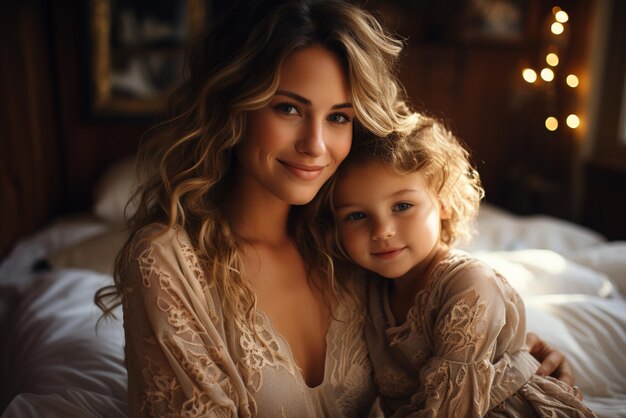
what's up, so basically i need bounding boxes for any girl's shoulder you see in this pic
[432,250,502,295]
[433,250,492,278]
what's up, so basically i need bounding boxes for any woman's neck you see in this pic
[225,175,292,246]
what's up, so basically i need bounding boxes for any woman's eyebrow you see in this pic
[275,90,352,109]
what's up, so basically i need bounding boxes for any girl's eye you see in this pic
[328,113,351,124]
[393,202,413,212]
[346,211,366,221]
[274,103,299,115]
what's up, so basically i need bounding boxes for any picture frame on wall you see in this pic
[461,0,528,44]
[88,0,208,117]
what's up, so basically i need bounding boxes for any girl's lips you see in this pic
[371,247,405,260]
[279,160,326,180]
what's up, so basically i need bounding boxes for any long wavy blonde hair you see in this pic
[95,0,418,327]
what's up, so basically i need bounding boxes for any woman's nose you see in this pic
[371,219,395,241]
[296,119,326,156]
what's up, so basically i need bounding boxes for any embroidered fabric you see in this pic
[366,250,598,418]
[122,225,377,417]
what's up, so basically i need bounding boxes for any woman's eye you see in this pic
[274,103,299,115]
[346,212,366,221]
[393,202,413,212]
[328,113,351,124]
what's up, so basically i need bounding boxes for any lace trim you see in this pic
[329,304,373,414]
[437,290,486,355]
[135,236,253,417]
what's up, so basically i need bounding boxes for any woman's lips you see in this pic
[371,247,405,259]
[279,160,326,180]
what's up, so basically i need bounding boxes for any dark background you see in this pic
[1,0,625,258]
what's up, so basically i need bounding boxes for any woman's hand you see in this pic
[526,332,582,399]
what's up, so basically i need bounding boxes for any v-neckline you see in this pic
[254,305,339,389]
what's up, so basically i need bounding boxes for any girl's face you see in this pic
[236,46,355,206]
[333,162,448,282]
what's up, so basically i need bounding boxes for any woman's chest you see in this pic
[238,307,376,418]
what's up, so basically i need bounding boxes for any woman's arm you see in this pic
[123,227,252,417]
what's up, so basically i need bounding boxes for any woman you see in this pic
[96,1,574,416]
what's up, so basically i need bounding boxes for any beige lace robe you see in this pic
[366,250,597,418]
[122,225,377,417]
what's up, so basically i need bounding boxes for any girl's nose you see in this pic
[296,119,325,157]
[371,219,395,241]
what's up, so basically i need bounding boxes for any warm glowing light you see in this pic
[551,22,564,35]
[566,114,580,128]
[552,6,562,15]
[555,11,569,23]
[546,53,559,66]
[545,117,559,131]
[522,68,538,83]
[566,74,579,87]
[541,68,555,82]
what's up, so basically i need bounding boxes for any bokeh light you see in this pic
[566,114,580,128]
[566,74,579,87]
[541,68,555,82]
[522,68,538,83]
[545,117,559,131]
[551,22,564,35]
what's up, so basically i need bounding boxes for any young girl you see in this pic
[326,116,597,417]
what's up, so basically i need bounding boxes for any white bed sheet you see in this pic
[1,204,625,417]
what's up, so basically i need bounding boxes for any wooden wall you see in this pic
[1,0,63,256]
[0,0,150,257]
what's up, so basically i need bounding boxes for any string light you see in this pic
[545,117,559,131]
[566,74,579,88]
[546,53,559,66]
[520,6,580,133]
[566,114,580,128]
[522,68,538,83]
[551,22,564,35]
[541,68,555,82]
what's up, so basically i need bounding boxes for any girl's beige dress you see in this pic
[366,250,597,418]
[122,225,377,417]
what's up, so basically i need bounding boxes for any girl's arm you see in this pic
[393,262,529,418]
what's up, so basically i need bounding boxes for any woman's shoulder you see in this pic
[129,223,192,254]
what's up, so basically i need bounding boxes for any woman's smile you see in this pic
[278,159,328,181]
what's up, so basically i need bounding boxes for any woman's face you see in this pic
[236,45,355,206]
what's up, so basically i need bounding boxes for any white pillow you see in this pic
[46,226,128,276]
[473,249,619,299]
[1,271,127,417]
[93,156,138,224]
[526,295,626,407]
[569,242,626,297]
[461,204,606,254]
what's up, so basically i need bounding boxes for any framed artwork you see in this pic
[89,0,208,117]
[461,0,527,43]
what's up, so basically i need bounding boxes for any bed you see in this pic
[1,157,625,418]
